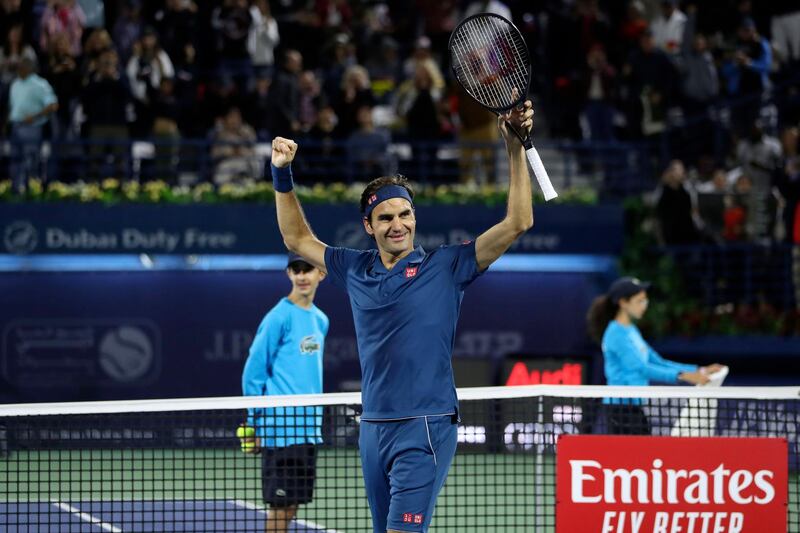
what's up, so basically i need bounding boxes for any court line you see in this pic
[229,499,344,533]
[52,502,123,533]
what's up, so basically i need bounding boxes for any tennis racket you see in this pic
[449,13,557,201]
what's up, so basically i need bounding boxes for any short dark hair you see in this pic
[359,175,415,221]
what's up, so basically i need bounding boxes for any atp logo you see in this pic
[98,326,154,382]
[299,335,321,355]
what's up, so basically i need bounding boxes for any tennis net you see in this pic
[1,385,798,532]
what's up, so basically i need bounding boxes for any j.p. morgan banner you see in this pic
[0,203,623,255]
[556,435,788,533]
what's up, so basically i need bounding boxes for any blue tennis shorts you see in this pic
[359,414,458,533]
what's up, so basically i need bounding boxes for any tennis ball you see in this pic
[236,426,257,453]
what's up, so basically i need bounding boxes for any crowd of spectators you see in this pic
[0,0,798,201]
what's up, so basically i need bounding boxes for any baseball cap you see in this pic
[287,252,313,268]
[608,277,651,303]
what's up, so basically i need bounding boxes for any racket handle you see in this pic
[524,146,558,201]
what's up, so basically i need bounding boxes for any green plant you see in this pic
[0,179,599,206]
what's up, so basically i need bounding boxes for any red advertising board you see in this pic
[557,435,787,533]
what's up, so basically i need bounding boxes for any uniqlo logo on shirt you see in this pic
[368,194,378,204]
[402,513,423,524]
[405,266,417,278]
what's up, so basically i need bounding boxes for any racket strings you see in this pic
[476,16,521,103]
[451,16,530,111]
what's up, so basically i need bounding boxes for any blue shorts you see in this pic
[359,414,458,533]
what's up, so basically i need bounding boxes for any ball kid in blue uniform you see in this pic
[587,276,724,434]
[269,99,536,532]
[241,253,328,533]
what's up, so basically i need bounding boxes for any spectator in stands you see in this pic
[623,29,677,137]
[723,174,751,242]
[302,105,343,180]
[39,0,85,56]
[677,6,719,164]
[211,0,253,91]
[618,1,648,58]
[462,0,511,21]
[81,28,114,86]
[126,26,174,137]
[111,0,142,64]
[266,49,302,139]
[0,22,36,88]
[736,120,783,240]
[245,74,271,140]
[654,160,701,245]
[310,0,353,34]
[364,36,402,105]
[395,62,446,173]
[0,21,35,133]
[7,56,57,191]
[211,106,259,185]
[171,42,199,137]
[415,0,459,55]
[720,17,772,135]
[82,50,131,179]
[0,0,23,46]
[150,77,181,181]
[402,36,444,92]
[320,32,356,103]
[457,84,498,184]
[333,64,374,138]
[297,70,326,134]
[44,32,79,136]
[248,0,279,80]
[651,0,686,55]
[346,105,391,180]
[695,168,730,242]
[581,43,617,142]
[153,0,198,66]
[776,127,800,244]
[770,2,800,72]
[774,126,800,309]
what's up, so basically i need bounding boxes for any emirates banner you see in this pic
[557,435,787,533]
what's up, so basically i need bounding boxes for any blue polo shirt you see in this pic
[242,297,329,447]
[325,242,483,420]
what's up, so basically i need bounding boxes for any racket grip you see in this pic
[525,146,558,201]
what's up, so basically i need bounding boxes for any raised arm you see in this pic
[474,101,535,271]
[271,137,328,270]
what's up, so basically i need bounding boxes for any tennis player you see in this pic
[269,100,534,532]
[586,276,724,434]
[241,253,328,533]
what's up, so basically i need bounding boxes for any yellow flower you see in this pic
[101,178,120,190]
[29,179,43,196]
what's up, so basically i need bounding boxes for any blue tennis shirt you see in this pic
[242,297,329,446]
[325,243,483,420]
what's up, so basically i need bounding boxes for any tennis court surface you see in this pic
[2,386,799,532]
